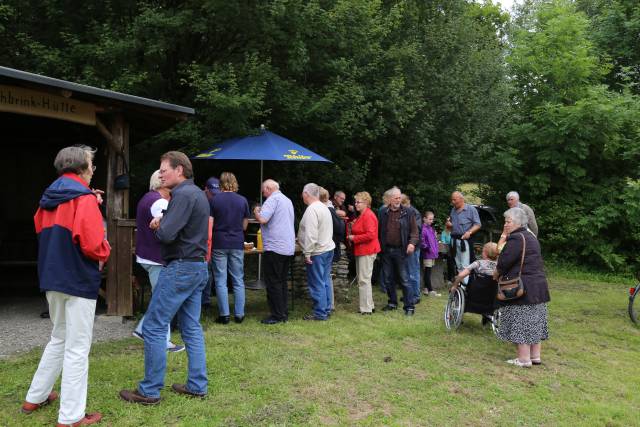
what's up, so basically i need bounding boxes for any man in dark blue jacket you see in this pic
[378,187,419,315]
[120,151,210,405]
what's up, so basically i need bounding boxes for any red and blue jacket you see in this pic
[34,173,111,299]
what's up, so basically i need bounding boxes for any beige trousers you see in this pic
[356,254,377,313]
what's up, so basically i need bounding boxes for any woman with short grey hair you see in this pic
[494,207,551,368]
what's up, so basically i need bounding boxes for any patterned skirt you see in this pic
[497,303,549,344]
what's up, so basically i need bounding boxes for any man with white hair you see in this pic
[449,191,481,284]
[506,191,538,236]
[297,183,335,321]
[378,187,419,315]
[254,179,295,325]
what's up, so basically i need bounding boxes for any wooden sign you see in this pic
[0,85,96,125]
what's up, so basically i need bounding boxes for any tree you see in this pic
[490,0,640,270]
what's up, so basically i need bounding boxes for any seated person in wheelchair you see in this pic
[450,242,498,293]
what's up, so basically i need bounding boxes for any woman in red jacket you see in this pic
[347,191,381,314]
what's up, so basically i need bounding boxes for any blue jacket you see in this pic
[35,173,111,299]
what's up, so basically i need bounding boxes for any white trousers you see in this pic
[25,291,96,424]
[356,254,377,313]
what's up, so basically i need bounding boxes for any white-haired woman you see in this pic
[494,207,550,368]
[133,171,184,351]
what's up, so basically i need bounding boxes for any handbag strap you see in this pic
[515,233,526,280]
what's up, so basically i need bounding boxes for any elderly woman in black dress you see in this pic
[495,207,550,368]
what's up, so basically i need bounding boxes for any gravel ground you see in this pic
[0,296,135,360]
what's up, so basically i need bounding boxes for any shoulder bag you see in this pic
[497,233,527,301]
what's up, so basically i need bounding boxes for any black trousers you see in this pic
[263,251,291,320]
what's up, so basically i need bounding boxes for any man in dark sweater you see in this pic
[121,151,210,405]
[378,187,419,315]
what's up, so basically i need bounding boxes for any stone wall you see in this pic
[291,244,352,303]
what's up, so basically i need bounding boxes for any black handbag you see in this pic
[497,234,526,301]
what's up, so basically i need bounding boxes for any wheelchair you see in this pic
[444,272,501,334]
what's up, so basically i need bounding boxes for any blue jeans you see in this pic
[381,247,414,311]
[453,239,471,285]
[134,263,171,347]
[212,249,245,317]
[405,250,421,302]
[305,251,333,319]
[201,260,213,307]
[138,260,208,398]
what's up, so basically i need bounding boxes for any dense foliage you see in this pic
[1,0,639,270]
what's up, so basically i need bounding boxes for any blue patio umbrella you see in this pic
[193,126,332,203]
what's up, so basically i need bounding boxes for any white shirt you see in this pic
[297,200,336,257]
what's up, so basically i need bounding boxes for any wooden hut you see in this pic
[0,66,195,316]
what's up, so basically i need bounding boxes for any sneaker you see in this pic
[171,383,206,398]
[21,391,58,414]
[531,357,542,365]
[119,389,161,405]
[303,313,327,321]
[422,289,430,296]
[382,304,397,311]
[506,358,532,368]
[404,309,415,316]
[167,344,185,353]
[429,291,441,297]
[56,412,102,426]
[132,331,143,341]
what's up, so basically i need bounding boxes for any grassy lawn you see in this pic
[1,269,639,426]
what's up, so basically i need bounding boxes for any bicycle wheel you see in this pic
[444,287,465,330]
[629,285,640,324]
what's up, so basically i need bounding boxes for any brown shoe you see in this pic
[56,412,102,426]
[119,389,160,405]
[171,383,206,398]
[21,391,59,414]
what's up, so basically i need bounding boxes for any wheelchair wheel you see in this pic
[490,308,501,336]
[629,285,640,324]
[444,287,465,330]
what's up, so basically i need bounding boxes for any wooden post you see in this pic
[103,113,133,316]
[104,116,118,315]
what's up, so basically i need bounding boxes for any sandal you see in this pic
[530,357,542,365]
[506,358,532,368]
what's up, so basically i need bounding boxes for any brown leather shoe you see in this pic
[119,389,160,405]
[21,391,58,414]
[171,383,206,398]
[56,412,102,426]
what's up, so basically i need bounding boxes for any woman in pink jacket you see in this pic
[347,192,381,314]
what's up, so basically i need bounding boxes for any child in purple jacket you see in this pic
[421,211,441,296]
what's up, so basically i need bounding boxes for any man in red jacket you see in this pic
[21,145,111,427]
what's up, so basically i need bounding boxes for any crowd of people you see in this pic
[21,147,550,425]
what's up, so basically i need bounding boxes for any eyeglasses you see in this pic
[354,201,364,204]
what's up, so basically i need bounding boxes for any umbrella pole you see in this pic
[258,160,263,283]
[259,160,263,205]
[248,160,265,290]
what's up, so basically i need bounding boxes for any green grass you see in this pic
[2,271,640,426]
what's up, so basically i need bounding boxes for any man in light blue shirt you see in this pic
[449,191,481,284]
[253,179,295,324]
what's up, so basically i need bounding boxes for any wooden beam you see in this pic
[95,117,114,148]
